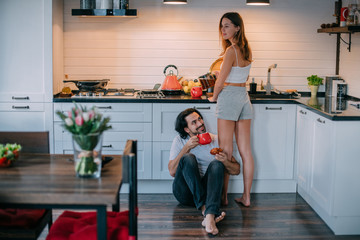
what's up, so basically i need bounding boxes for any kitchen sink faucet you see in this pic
[265,64,277,95]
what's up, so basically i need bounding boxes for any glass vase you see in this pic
[72,133,103,178]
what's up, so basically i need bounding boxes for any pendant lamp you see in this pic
[163,0,187,4]
[246,0,270,5]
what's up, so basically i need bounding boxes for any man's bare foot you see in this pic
[215,211,226,223]
[234,196,250,207]
[201,205,206,216]
[201,214,219,235]
[202,211,226,226]
[221,193,228,206]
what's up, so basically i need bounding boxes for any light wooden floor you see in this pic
[39,193,360,240]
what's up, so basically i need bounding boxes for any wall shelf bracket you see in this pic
[327,32,352,52]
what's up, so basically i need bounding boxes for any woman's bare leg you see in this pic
[217,118,235,206]
[234,119,254,207]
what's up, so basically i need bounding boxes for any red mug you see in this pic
[197,132,212,145]
[191,86,203,98]
[340,7,348,27]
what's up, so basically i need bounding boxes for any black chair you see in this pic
[0,131,52,240]
[0,132,50,154]
[46,140,138,240]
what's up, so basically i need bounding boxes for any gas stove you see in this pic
[70,88,166,99]
[71,88,137,98]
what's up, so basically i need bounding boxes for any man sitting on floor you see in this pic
[168,108,240,235]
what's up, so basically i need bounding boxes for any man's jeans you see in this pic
[172,153,225,216]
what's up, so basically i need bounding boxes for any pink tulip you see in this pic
[88,110,95,120]
[75,115,84,126]
[82,112,89,122]
[65,118,73,126]
[67,111,72,118]
[73,108,80,116]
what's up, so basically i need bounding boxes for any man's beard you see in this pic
[190,124,207,135]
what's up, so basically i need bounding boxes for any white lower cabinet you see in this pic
[152,103,216,179]
[0,102,54,152]
[250,104,296,180]
[152,103,296,183]
[0,102,47,131]
[295,107,314,192]
[310,114,334,214]
[295,106,360,235]
[296,106,334,213]
[53,102,152,179]
[152,142,173,180]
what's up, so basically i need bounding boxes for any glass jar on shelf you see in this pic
[346,1,358,25]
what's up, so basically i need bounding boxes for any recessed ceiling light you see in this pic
[163,0,187,4]
[246,0,270,6]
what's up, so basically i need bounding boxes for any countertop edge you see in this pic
[53,97,360,121]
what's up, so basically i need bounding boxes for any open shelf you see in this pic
[317,26,360,33]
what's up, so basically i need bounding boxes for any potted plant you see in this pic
[307,75,323,97]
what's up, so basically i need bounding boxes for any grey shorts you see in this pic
[216,86,253,121]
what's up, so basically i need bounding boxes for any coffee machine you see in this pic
[325,76,347,98]
[336,82,348,98]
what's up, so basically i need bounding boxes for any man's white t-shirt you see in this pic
[169,133,219,177]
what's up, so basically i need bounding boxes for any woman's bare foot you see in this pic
[201,214,219,235]
[221,193,228,206]
[234,196,250,207]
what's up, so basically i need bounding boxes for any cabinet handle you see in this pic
[12,105,30,109]
[12,96,30,100]
[299,110,307,115]
[194,106,211,110]
[265,107,282,110]
[317,118,325,124]
[102,144,113,148]
[96,106,112,109]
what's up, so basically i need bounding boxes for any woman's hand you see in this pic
[208,96,217,102]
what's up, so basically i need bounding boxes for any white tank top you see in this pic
[225,45,251,84]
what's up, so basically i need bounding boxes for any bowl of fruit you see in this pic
[180,79,202,95]
[0,143,22,167]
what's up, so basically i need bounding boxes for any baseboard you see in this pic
[120,179,297,194]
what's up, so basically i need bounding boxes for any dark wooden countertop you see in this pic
[53,92,360,121]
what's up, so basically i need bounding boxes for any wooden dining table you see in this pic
[0,153,123,240]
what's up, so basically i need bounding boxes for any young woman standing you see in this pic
[208,12,254,207]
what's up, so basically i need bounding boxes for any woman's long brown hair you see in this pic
[219,12,251,62]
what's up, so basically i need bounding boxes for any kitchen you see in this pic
[1,0,360,238]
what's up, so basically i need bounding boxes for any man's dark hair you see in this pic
[175,108,203,139]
